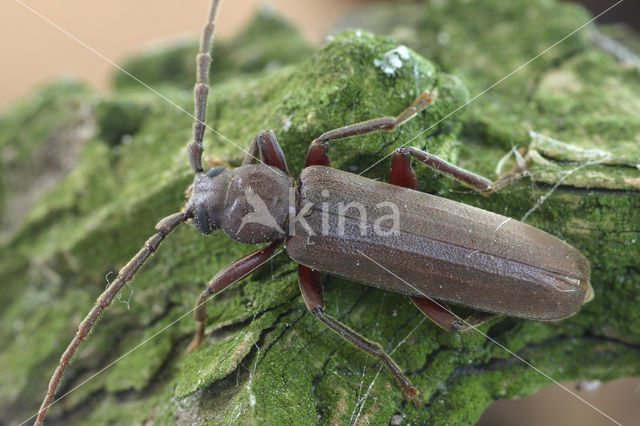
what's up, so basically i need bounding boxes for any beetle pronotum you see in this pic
[35,0,593,423]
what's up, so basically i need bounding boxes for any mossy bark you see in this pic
[1,2,639,424]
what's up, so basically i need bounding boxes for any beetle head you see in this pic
[185,166,231,234]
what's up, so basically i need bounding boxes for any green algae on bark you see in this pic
[1,1,640,424]
[0,27,465,424]
[113,9,314,93]
[0,80,93,241]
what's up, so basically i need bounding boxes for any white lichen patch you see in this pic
[437,31,450,45]
[281,115,293,132]
[529,130,613,163]
[374,45,411,76]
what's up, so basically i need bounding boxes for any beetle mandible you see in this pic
[35,0,593,423]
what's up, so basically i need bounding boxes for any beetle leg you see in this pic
[304,89,437,167]
[396,146,529,195]
[411,296,497,331]
[298,264,420,406]
[242,130,290,175]
[186,240,283,354]
[390,147,420,189]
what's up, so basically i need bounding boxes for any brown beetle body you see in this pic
[187,160,591,321]
[288,166,592,321]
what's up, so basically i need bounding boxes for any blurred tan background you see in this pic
[1,0,639,424]
[0,0,365,110]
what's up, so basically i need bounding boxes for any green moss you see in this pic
[0,79,88,163]
[0,79,91,237]
[175,308,286,398]
[95,95,153,146]
[113,9,314,92]
[1,0,640,424]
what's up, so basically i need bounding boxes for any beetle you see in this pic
[35,0,593,423]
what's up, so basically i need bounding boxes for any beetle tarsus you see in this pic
[298,265,419,403]
[403,384,421,407]
[395,145,532,195]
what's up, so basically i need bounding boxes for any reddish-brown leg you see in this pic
[304,89,437,167]
[186,240,283,353]
[389,147,420,189]
[297,264,420,406]
[395,146,527,195]
[242,130,290,175]
[411,297,497,331]
[389,150,498,330]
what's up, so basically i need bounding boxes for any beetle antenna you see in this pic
[35,212,188,426]
[187,0,222,174]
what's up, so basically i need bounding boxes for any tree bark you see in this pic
[1,1,639,424]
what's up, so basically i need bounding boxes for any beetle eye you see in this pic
[206,166,226,178]
[193,204,217,235]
